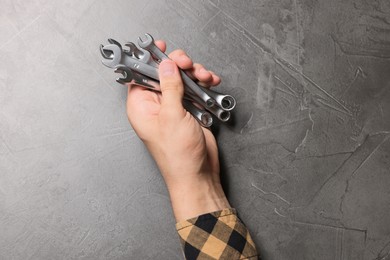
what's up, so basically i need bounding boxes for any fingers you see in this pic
[168,52,221,86]
[158,60,185,118]
[155,40,166,53]
[191,63,212,82]
[168,49,193,70]
[190,64,221,86]
[209,71,221,86]
[157,40,221,86]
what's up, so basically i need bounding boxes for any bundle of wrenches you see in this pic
[100,33,236,127]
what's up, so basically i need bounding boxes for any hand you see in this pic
[126,41,230,221]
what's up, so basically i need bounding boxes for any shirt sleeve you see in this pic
[175,208,259,260]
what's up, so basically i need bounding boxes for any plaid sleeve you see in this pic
[175,208,259,260]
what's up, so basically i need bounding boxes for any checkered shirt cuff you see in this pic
[176,208,258,260]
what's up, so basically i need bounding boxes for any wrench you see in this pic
[114,65,213,127]
[101,44,122,68]
[138,33,216,108]
[183,99,213,128]
[101,44,160,80]
[124,42,143,58]
[100,38,232,123]
[184,88,231,122]
[123,42,158,67]
[100,44,113,59]
[102,44,218,108]
[206,103,231,122]
[114,65,160,90]
[107,38,122,49]
[202,87,236,111]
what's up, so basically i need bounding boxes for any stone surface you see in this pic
[0,0,389,259]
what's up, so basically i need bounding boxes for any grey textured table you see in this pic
[1,1,389,259]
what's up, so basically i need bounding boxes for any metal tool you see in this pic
[114,65,213,128]
[102,42,221,112]
[114,65,160,90]
[100,44,113,59]
[124,42,143,58]
[202,87,236,111]
[108,38,122,49]
[182,100,213,127]
[100,34,237,126]
[184,88,231,122]
[206,103,231,122]
[124,42,157,67]
[138,33,216,108]
[101,44,122,68]
[102,44,160,80]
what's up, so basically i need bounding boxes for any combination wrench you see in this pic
[101,42,229,121]
[102,43,160,80]
[123,42,158,68]
[114,65,213,128]
[138,33,217,108]
[184,87,231,122]
[100,34,236,125]
[138,34,236,111]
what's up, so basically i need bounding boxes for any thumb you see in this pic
[159,60,184,112]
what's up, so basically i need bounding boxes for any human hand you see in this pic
[126,41,230,221]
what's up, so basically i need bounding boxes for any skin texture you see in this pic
[126,40,230,221]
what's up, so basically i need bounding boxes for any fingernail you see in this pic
[200,68,208,74]
[178,55,191,63]
[160,60,176,76]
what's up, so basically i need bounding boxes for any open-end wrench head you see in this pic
[123,42,146,60]
[137,33,154,49]
[100,44,113,59]
[108,38,122,49]
[124,42,157,67]
[114,65,134,85]
[101,44,122,68]
[123,42,137,55]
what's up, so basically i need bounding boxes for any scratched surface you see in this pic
[0,0,389,259]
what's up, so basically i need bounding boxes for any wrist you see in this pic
[166,176,230,222]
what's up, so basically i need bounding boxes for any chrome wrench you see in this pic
[123,42,158,68]
[114,65,160,90]
[137,33,216,108]
[114,65,213,128]
[101,44,160,80]
[183,99,213,127]
[202,87,236,111]
[100,39,231,122]
[185,87,231,122]
[102,43,223,115]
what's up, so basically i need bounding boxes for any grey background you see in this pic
[1,0,389,259]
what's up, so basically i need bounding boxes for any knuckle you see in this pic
[193,63,202,69]
[161,79,183,92]
[169,49,186,58]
